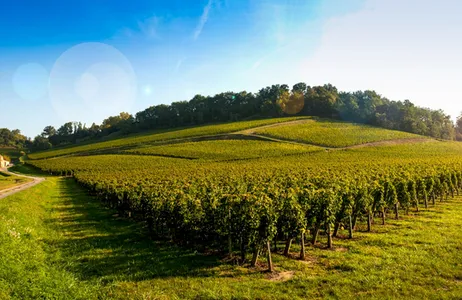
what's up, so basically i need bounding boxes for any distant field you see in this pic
[255,119,423,147]
[28,117,307,160]
[126,140,322,160]
[28,139,461,180]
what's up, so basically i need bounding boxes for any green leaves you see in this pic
[26,142,462,261]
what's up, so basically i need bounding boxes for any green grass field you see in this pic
[0,175,460,299]
[255,119,422,147]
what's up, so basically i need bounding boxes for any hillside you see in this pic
[28,117,429,160]
[28,117,306,160]
[125,140,322,161]
[252,118,423,147]
[26,83,457,154]
[4,117,462,299]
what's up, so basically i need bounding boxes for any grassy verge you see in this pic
[0,177,461,299]
[0,171,32,191]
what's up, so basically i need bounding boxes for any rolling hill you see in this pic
[4,116,462,299]
[28,116,430,160]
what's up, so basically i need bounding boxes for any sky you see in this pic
[1,0,462,137]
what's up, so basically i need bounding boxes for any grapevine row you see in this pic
[28,149,462,271]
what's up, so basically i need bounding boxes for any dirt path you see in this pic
[0,166,45,199]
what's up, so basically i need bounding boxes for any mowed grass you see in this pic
[125,140,322,161]
[28,117,307,160]
[255,119,423,147]
[0,174,461,299]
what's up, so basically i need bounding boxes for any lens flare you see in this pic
[143,85,152,96]
[49,42,137,121]
[12,63,49,101]
[278,91,304,115]
[75,72,100,101]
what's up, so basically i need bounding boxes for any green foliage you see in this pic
[2,176,462,299]
[27,138,462,260]
[0,129,27,148]
[5,132,462,298]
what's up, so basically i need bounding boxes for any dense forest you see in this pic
[2,83,462,150]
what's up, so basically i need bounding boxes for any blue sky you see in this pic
[1,0,461,137]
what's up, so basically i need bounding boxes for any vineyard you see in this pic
[125,140,321,160]
[28,117,306,160]
[26,116,462,274]
[255,119,423,147]
[4,1,462,296]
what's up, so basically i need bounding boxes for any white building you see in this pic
[0,155,10,168]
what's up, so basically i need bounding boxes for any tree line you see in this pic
[0,128,27,148]
[18,82,462,150]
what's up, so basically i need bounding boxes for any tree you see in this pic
[304,84,338,117]
[277,90,305,115]
[57,122,74,136]
[102,112,133,129]
[41,126,56,138]
[292,82,307,94]
[456,112,462,141]
[31,135,52,151]
[0,128,27,148]
[257,85,288,117]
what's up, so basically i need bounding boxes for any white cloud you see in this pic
[174,57,186,73]
[300,0,462,117]
[114,15,161,40]
[193,0,213,41]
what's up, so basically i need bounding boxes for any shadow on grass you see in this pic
[47,178,221,283]
[9,163,47,176]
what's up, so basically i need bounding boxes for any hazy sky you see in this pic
[1,0,461,137]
